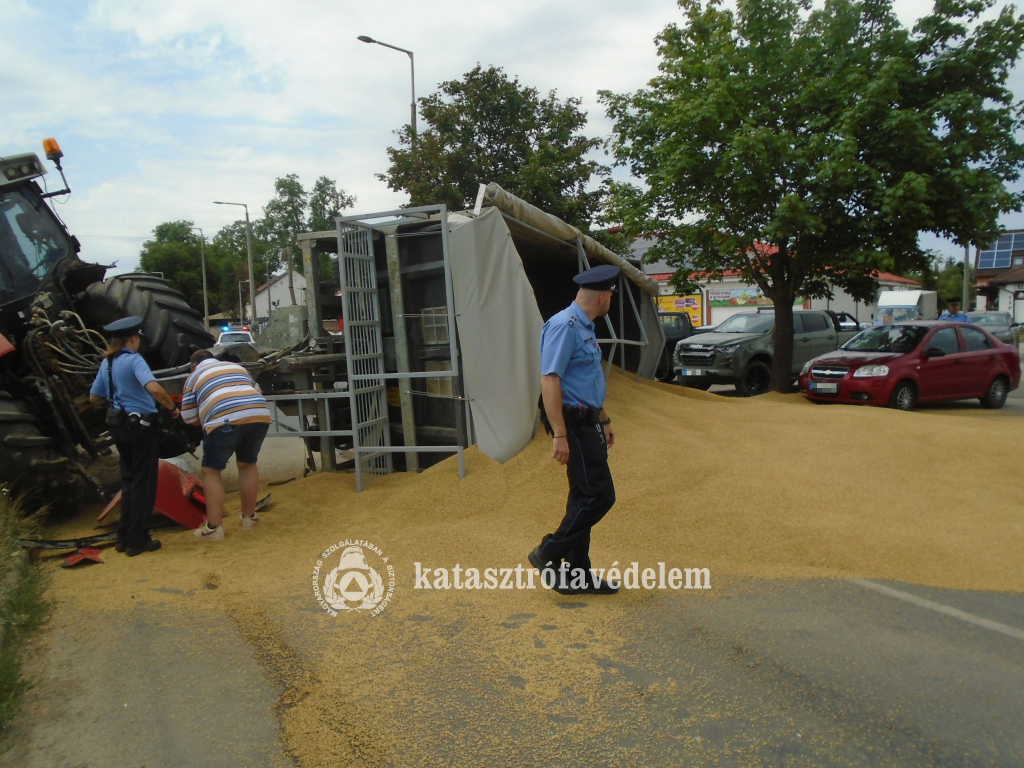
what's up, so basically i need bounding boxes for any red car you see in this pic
[798,321,1021,411]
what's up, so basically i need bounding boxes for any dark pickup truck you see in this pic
[656,311,696,381]
[673,309,859,395]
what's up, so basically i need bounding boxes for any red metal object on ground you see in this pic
[96,460,207,529]
[154,461,207,529]
[0,332,15,358]
[62,548,104,567]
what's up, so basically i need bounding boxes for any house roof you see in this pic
[875,272,920,286]
[988,266,1024,285]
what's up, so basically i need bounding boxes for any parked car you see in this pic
[213,328,258,362]
[966,311,1020,346]
[674,309,859,395]
[656,312,695,381]
[798,321,1021,411]
[832,311,871,332]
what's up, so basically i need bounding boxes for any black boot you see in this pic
[126,539,161,557]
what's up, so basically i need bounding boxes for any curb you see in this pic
[0,549,29,652]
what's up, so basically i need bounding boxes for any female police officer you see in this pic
[89,316,179,557]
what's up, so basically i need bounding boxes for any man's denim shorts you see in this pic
[201,422,270,470]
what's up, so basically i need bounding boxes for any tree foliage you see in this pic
[138,174,354,318]
[381,65,608,228]
[601,0,1024,390]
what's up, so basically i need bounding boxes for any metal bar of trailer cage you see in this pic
[335,204,446,224]
[621,273,650,382]
[438,206,466,456]
[348,370,458,381]
[619,274,626,375]
[350,444,466,479]
[337,223,360,491]
[575,237,619,380]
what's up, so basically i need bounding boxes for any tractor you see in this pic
[0,140,214,513]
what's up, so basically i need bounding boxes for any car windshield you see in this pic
[966,312,1007,327]
[0,187,71,303]
[842,325,928,353]
[715,313,774,333]
[218,333,251,344]
[659,314,688,333]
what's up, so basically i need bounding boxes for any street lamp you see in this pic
[214,201,256,322]
[357,35,416,152]
[238,280,249,323]
[190,226,209,329]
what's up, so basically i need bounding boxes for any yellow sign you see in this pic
[657,294,702,327]
[387,387,401,407]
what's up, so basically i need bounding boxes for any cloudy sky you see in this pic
[3,0,1021,275]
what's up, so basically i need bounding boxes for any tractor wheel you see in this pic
[0,391,85,515]
[78,274,214,369]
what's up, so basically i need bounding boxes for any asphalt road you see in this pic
[8,576,1023,766]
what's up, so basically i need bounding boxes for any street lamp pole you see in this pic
[214,201,256,322]
[357,35,416,152]
[190,226,209,329]
[238,280,249,323]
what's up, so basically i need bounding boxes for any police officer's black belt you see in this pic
[562,404,602,425]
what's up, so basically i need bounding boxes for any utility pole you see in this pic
[190,226,209,329]
[214,201,256,321]
[963,244,971,310]
[357,36,416,153]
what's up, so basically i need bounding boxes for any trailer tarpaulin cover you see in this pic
[480,183,661,296]
[448,208,544,463]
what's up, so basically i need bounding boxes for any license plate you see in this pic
[680,369,706,376]
[811,382,838,393]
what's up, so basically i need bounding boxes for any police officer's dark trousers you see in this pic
[538,412,615,574]
[112,421,160,550]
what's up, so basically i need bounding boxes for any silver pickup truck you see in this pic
[674,309,860,395]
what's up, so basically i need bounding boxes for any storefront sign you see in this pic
[657,294,703,326]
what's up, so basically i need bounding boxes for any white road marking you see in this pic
[851,578,1024,642]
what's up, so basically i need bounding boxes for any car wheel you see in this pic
[738,361,772,397]
[889,381,917,411]
[980,376,1009,409]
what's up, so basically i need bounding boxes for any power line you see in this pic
[75,235,149,241]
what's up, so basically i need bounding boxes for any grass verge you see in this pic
[0,492,48,735]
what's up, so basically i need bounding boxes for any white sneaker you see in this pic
[241,513,258,529]
[194,523,224,541]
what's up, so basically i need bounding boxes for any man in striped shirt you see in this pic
[182,350,271,541]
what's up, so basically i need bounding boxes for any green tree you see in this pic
[309,176,356,232]
[259,174,307,277]
[381,65,608,228]
[601,0,1024,391]
[139,220,207,313]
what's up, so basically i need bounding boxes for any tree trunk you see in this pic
[771,298,796,393]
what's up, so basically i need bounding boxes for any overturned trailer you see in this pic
[256,184,665,489]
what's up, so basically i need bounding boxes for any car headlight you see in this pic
[800,361,812,375]
[853,365,889,378]
[717,343,740,354]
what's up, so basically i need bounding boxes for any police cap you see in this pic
[103,316,145,338]
[946,297,962,304]
[573,264,621,291]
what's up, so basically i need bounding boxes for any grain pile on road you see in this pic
[28,375,1024,765]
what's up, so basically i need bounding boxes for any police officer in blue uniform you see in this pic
[529,264,620,595]
[939,297,972,323]
[89,317,179,556]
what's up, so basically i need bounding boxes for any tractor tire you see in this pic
[0,391,86,515]
[78,274,214,369]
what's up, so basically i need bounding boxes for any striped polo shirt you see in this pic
[181,359,271,433]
